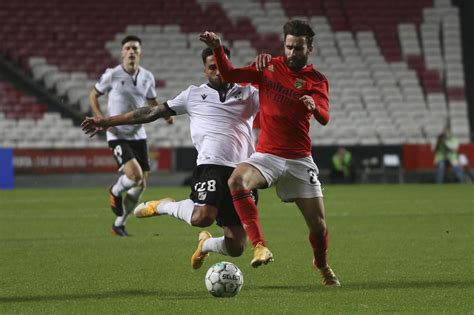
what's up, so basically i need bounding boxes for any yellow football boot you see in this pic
[250,242,274,268]
[191,231,212,269]
[315,262,341,287]
[133,198,175,218]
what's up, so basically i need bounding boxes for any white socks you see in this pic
[125,186,145,205]
[114,187,144,227]
[113,178,143,227]
[114,214,127,227]
[112,175,137,196]
[157,199,195,225]
[202,236,229,256]
[154,200,229,256]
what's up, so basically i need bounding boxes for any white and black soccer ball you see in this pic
[204,261,243,298]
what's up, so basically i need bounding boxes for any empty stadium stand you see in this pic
[0,0,471,149]
[0,81,48,120]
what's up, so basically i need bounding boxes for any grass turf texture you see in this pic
[0,185,473,314]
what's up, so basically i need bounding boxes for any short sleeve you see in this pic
[146,73,157,100]
[166,86,191,115]
[94,69,113,95]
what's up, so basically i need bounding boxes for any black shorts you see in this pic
[190,164,258,228]
[108,139,150,172]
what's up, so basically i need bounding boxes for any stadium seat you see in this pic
[0,0,469,149]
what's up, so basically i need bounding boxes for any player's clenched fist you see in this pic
[199,31,222,49]
[299,95,316,112]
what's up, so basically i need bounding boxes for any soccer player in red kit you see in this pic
[200,20,340,286]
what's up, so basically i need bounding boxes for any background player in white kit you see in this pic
[88,35,172,236]
[82,47,259,268]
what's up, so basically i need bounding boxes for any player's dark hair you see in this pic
[121,35,142,46]
[283,20,315,47]
[201,46,230,64]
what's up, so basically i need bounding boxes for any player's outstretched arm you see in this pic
[148,98,174,124]
[81,104,174,137]
[199,31,262,84]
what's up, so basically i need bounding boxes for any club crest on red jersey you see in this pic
[267,64,274,72]
[294,78,305,89]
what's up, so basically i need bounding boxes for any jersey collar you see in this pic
[121,65,140,86]
[206,82,235,103]
[206,82,235,93]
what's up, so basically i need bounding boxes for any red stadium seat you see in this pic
[447,88,465,101]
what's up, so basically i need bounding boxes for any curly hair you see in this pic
[283,20,315,47]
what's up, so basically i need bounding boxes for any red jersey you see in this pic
[213,46,330,159]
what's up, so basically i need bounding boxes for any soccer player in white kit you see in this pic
[82,47,259,269]
[88,35,172,237]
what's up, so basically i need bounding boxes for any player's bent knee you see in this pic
[190,206,217,227]
[125,173,143,185]
[228,175,246,191]
[228,246,244,257]
[133,174,145,185]
[192,216,214,227]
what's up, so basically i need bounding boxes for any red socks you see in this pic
[231,189,265,247]
[309,229,328,268]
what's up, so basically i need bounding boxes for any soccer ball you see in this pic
[205,261,243,298]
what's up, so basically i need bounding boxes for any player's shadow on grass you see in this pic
[0,289,204,303]
[253,280,473,292]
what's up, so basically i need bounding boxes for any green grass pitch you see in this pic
[1,184,473,313]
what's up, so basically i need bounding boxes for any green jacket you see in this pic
[435,136,459,164]
[332,151,352,176]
